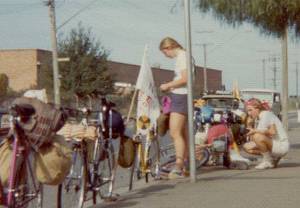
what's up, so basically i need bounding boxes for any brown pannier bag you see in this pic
[118,135,135,168]
[34,135,72,185]
[156,113,169,137]
[12,97,66,149]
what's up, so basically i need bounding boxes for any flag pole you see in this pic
[126,45,149,124]
[184,0,196,183]
[126,88,138,124]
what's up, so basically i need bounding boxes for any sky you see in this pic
[0,0,299,95]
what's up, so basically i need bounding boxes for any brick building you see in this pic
[108,61,222,96]
[0,49,222,95]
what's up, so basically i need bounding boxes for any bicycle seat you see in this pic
[10,103,35,117]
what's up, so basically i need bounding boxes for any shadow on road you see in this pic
[91,184,175,208]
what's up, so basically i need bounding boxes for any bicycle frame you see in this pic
[6,113,42,207]
[132,131,160,180]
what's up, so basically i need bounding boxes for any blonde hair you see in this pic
[159,37,183,50]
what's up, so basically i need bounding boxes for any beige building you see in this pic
[0,49,52,91]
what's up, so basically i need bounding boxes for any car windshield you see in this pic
[205,98,234,109]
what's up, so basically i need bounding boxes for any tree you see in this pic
[57,23,114,103]
[196,0,300,129]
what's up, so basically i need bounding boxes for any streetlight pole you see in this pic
[183,0,196,183]
[46,0,60,105]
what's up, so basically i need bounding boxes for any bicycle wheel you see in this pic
[57,146,87,208]
[11,156,43,208]
[128,143,140,191]
[195,148,210,169]
[95,141,116,201]
[145,138,160,183]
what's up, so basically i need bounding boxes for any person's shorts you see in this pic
[169,93,187,115]
[272,140,289,157]
[243,139,289,157]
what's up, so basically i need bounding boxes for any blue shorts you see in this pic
[169,93,188,115]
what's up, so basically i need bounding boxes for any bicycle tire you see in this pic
[195,148,210,169]
[128,143,139,191]
[145,138,160,183]
[96,142,116,201]
[11,155,43,208]
[57,146,87,208]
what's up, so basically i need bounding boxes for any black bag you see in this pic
[12,97,67,148]
[104,109,125,139]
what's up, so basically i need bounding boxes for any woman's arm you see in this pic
[247,124,277,138]
[160,69,187,91]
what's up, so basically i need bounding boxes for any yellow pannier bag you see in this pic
[0,139,12,187]
[34,135,72,185]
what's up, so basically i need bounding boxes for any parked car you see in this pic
[200,93,242,112]
[240,88,281,119]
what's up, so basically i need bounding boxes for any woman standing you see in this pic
[159,37,191,179]
[244,98,289,169]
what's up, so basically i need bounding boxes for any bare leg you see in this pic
[252,133,274,169]
[252,134,273,153]
[169,112,187,170]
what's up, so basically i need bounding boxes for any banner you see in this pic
[136,46,160,135]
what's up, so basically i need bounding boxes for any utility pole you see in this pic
[270,55,279,90]
[45,0,60,105]
[262,58,266,88]
[295,62,299,98]
[196,43,212,93]
[281,28,288,130]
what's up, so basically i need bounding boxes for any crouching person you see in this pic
[244,98,289,169]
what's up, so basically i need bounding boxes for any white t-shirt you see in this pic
[171,50,190,94]
[256,111,289,142]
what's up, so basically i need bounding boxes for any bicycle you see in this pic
[127,118,161,191]
[0,103,43,208]
[57,95,119,207]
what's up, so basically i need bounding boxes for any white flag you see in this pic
[136,45,160,135]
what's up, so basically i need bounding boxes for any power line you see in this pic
[56,0,99,31]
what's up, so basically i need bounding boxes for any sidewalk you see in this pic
[93,121,300,208]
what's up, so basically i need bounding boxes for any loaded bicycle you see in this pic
[57,95,123,207]
[0,103,43,208]
[126,116,160,191]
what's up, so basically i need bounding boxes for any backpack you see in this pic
[12,97,67,149]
